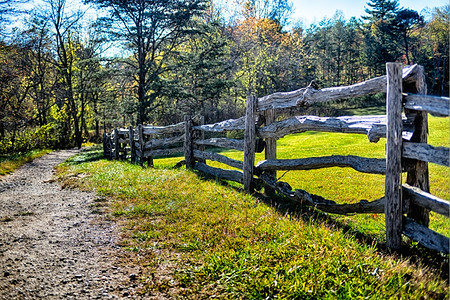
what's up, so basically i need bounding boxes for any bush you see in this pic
[226,130,244,139]
[0,130,34,154]
[0,123,70,155]
[33,123,60,150]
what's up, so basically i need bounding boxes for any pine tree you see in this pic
[362,0,400,76]
[363,0,399,22]
[392,9,423,65]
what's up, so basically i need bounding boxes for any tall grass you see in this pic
[57,115,449,298]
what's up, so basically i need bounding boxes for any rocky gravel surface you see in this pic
[0,150,145,299]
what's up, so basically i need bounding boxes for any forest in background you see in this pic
[0,0,448,154]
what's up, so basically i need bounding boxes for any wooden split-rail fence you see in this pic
[103,63,449,253]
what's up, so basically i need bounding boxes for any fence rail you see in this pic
[103,122,186,167]
[403,94,449,117]
[194,138,244,151]
[255,155,387,174]
[402,184,449,217]
[256,115,387,142]
[103,63,449,253]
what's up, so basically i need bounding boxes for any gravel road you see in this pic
[0,150,144,299]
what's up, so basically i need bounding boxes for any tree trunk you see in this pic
[404,33,411,65]
[0,121,4,139]
[137,32,147,125]
[93,94,100,140]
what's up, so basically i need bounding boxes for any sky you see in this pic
[8,0,449,33]
[290,0,449,26]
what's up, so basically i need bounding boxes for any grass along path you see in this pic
[0,149,52,177]
[57,121,449,299]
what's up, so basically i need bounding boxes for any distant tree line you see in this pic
[0,0,448,154]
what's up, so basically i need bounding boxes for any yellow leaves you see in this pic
[49,102,69,122]
[232,15,304,94]
[236,17,286,46]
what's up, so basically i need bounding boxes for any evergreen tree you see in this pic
[392,8,423,65]
[363,0,399,22]
[416,6,449,96]
[362,0,400,76]
[167,21,234,124]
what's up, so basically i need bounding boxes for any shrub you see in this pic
[0,122,74,155]
[33,123,60,150]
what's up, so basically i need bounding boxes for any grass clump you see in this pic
[57,142,449,299]
[0,149,52,177]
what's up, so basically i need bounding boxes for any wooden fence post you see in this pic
[385,62,403,251]
[122,132,128,159]
[184,115,194,169]
[137,124,144,167]
[113,128,119,160]
[243,95,257,193]
[197,115,205,151]
[108,134,113,160]
[195,115,205,163]
[404,65,430,226]
[147,132,154,168]
[264,109,277,195]
[129,126,136,164]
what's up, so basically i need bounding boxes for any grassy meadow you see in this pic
[56,114,449,299]
[208,115,449,238]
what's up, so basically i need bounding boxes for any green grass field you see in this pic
[56,114,449,299]
[209,115,449,238]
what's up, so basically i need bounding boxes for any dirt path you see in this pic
[0,150,143,299]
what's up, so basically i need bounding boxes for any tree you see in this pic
[231,14,302,97]
[363,0,399,21]
[343,17,366,84]
[71,25,111,141]
[304,19,333,85]
[303,13,365,87]
[362,0,400,76]
[0,0,29,25]
[0,38,36,152]
[86,0,207,125]
[416,6,449,96]
[392,9,423,65]
[164,20,234,124]
[241,0,293,27]
[44,0,86,148]
[22,17,57,127]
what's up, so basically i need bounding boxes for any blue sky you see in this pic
[290,0,448,26]
[11,0,449,31]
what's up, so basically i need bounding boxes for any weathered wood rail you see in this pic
[103,122,186,167]
[383,63,449,252]
[190,114,247,185]
[104,63,449,253]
